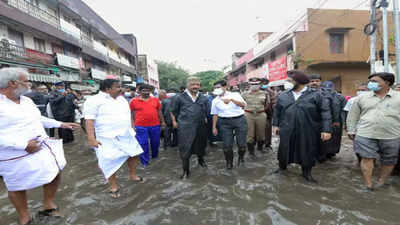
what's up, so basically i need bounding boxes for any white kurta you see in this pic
[0,94,66,191]
[84,92,143,179]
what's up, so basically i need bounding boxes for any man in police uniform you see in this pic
[242,78,268,157]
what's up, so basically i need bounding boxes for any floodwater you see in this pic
[1,131,400,225]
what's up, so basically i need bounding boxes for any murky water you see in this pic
[1,131,400,225]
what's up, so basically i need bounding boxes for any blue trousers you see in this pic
[135,125,161,166]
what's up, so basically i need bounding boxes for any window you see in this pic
[34,37,46,52]
[7,28,24,47]
[329,33,344,54]
[287,43,294,52]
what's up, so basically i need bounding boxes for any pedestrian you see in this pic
[320,80,347,159]
[272,70,332,183]
[49,82,77,143]
[0,68,79,225]
[170,77,209,179]
[308,74,344,162]
[84,79,144,198]
[242,78,269,157]
[130,84,166,167]
[123,86,136,102]
[347,72,400,190]
[211,80,248,169]
[207,83,222,146]
[24,83,49,116]
[260,78,276,151]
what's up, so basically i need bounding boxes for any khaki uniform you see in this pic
[243,91,268,143]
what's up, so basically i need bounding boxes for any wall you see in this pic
[0,23,7,39]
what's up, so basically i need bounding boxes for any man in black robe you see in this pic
[171,77,209,179]
[273,71,332,183]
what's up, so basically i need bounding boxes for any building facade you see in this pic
[0,0,138,90]
[137,54,159,89]
[226,8,395,96]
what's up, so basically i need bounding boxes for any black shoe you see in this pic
[224,149,234,170]
[302,167,317,183]
[238,148,246,167]
[180,170,190,179]
[247,143,256,158]
[257,141,267,153]
[198,157,207,168]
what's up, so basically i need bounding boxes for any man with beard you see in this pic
[242,78,269,157]
[84,79,144,198]
[273,71,332,183]
[347,72,400,190]
[308,74,343,161]
[170,77,209,179]
[0,68,78,225]
[49,82,77,143]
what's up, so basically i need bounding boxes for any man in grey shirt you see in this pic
[347,72,400,191]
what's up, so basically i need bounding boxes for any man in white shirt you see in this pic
[211,80,248,169]
[0,68,78,225]
[84,79,143,199]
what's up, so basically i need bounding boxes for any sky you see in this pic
[82,0,371,73]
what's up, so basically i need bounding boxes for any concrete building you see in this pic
[0,0,138,90]
[137,54,159,89]
[226,8,396,96]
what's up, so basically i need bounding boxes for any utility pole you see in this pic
[369,0,377,74]
[382,0,390,72]
[393,0,400,83]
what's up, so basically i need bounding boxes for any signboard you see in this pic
[25,48,54,65]
[123,75,132,82]
[56,53,80,70]
[91,68,107,80]
[268,56,287,82]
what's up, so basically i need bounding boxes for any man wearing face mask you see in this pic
[273,70,332,183]
[130,84,166,167]
[242,78,269,157]
[347,72,400,190]
[49,82,77,143]
[260,78,276,150]
[211,80,248,169]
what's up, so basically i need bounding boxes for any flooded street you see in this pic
[1,131,400,225]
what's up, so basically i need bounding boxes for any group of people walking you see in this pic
[1,66,400,225]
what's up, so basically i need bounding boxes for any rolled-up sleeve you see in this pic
[346,98,361,134]
[84,98,98,120]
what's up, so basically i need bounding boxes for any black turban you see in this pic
[287,70,310,85]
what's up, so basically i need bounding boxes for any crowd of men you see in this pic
[1,67,400,224]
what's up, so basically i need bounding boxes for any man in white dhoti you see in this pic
[0,68,79,225]
[84,79,144,198]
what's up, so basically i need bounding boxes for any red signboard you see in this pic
[268,56,287,82]
[25,48,54,65]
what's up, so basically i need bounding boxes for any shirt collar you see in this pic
[372,89,394,97]
[99,91,112,99]
[185,89,199,98]
[292,86,308,94]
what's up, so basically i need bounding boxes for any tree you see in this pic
[193,70,224,91]
[156,61,189,90]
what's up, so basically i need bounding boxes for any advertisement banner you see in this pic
[268,56,287,82]
[56,53,80,70]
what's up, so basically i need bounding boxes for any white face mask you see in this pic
[124,92,131,97]
[250,85,260,91]
[213,88,223,96]
[167,93,176,97]
[284,82,294,90]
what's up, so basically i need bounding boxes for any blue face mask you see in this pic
[261,85,268,89]
[57,88,65,93]
[367,82,381,92]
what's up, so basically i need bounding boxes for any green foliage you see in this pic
[156,61,190,90]
[193,70,224,91]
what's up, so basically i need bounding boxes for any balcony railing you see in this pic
[7,0,60,29]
